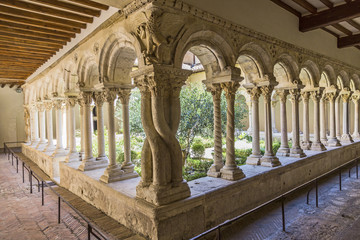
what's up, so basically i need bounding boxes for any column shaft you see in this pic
[327,93,341,147]
[310,91,326,151]
[290,89,306,158]
[276,90,290,157]
[320,98,328,145]
[352,96,360,140]
[340,94,353,143]
[301,92,311,149]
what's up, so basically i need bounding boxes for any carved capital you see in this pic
[247,87,261,102]
[66,97,77,107]
[206,84,222,101]
[53,100,64,110]
[93,92,105,107]
[301,91,310,102]
[276,90,288,103]
[79,91,93,106]
[289,89,301,103]
[351,94,360,104]
[341,93,351,103]
[36,102,45,112]
[44,101,53,111]
[221,81,240,100]
[325,92,338,102]
[310,90,322,102]
[104,88,118,104]
[260,85,274,103]
[118,89,132,105]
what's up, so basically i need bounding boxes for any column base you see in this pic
[43,144,55,154]
[65,152,80,163]
[207,164,224,178]
[327,137,341,147]
[36,142,48,151]
[260,155,281,167]
[99,164,138,183]
[136,181,191,206]
[246,155,262,165]
[276,147,290,157]
[301,141,312,150]
[220,166,245,180]
[51,148,67,158]
[341,134,354,144]
[320,138,328,146]
[30,141,40,147]
[352,133,360,141]
[310,142,326,151]
[96,155,109,161]
[290,147,306,158]
[78,158,108,171]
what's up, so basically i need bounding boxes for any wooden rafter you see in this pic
[270,0,301,17]
[321,27,340,37]
[320,0,334,8]
[292,0,317,13]
[332,23,353,35]
[0,31,66,46]
[300,1,360,32]
[346,19,360,31]
[66,0,109,11]
[338,33,360,48]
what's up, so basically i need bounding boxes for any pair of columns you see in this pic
[78,90,138,183]
[245,85,281,166]
[206,82,245,180]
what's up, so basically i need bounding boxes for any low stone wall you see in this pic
[22,142,360,240]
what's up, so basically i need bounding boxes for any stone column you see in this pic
[260,86,281,166]
[61,104,68,152]
[276,90,290,157]
[340,93,353,144]
[30,104,39,146]
[327,92,341,147]
[289,89,306,157]
[100,89,128,183]
[79,100,85,159]
[220,81,245,180]
[24,105,31,144]
[93,92,108,161]
[335,97,341,140]
[118,88,138,177]
[310,90,326,151]
[352,94,360,140]
[207,84,224,177]
[301,92,311,150]
[65,97,79,162]
[246,100,253,134]
[36,103,47,150]
[51,99,67,157]
[246,87,262,164]
[132,65,192,206]
[320,96,328,145]
[271,100,279,133]
[78,92,108,171]
[43,101,55,152]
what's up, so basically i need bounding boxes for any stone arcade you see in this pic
[19,0,360,239]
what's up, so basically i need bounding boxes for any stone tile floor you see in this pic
[0,153,97,240]
[216,168,360,240]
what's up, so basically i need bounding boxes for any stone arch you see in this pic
[351,74,360,90]
[77,53,100,90]
[174,28,236,78]
[299,60,320,89]
[338,70,350,89]
[53,69,65,97]
[64,60,79,93]
[273,53,300,88]
[321,65,337,87]
[237,42,273,84]
[99,32,141,84]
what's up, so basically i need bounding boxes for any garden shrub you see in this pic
[116,150,139,164]
[191,142,205,159]
[239,132,252,142]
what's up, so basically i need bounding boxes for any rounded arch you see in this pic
[300,60,320,88]
[338,70,350,89]
[174,28,236,72]
[53,69,65,97]
[77,53,100,90]
[351,74,360,90]
[321,65,337,86]
[319,72,331,88]
[64,59,79,93]
[273,53,299,87]
[99,32,141,84]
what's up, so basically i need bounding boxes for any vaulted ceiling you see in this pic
[271,0,360,50]
[0,0,109,89]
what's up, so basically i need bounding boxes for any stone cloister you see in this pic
[19,1,360,239]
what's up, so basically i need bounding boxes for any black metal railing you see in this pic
[4,142,107,240]
[191,156,359,240]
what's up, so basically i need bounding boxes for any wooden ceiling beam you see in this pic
[0,42,58,53]
[0,6,86,29]
[300,1,360,32]
[320,0,334,8]
[0,50,50,59]
[0,13,81,34]
[332,23,353,35]
[66,0,109,11]
[0,38,60,50]
[0,26,71,42]
[338,33,360,48]
[292,0,317,13]
[0,0,93,23]
[270,0,301,17]
[0,31,65,46]
[321,27,340,37]
[346,19,360,31]
[0,55,48,62]
[0,46,56,55]
[29,0,101,17]
[0,20,75,38]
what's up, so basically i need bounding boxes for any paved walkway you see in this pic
[0,153,145,240]
[216,169,360,240]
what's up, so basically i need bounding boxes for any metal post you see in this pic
[22,162,25,183]
[58,196,61,224]
[315,179,318,208]
[217,227,221,240]
[16,157,18,173]
[42,181,44,206]
[30,170,33,194]
[357,159,359,179]
[282,198,286,232]
[339,169,342,191]
[88,224,91,240]
[11,154,13,165]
